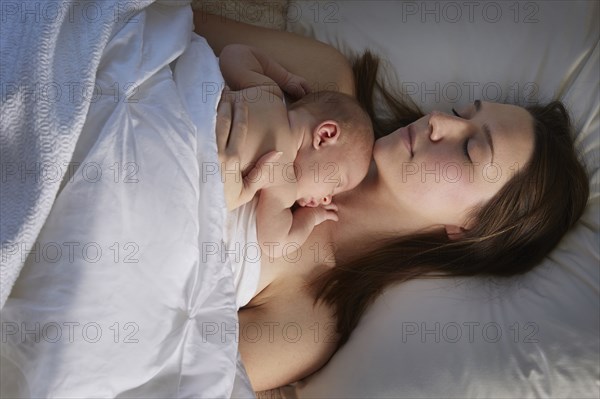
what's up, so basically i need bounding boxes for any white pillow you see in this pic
[285,1,600,398]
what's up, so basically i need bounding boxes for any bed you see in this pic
[1,1,598,398]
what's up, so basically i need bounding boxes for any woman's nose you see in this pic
[428,111,472,141]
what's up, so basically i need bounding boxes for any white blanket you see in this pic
[0,0,154,309]
[1,1,253,397]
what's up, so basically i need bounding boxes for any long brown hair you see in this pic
[313,51,590,348]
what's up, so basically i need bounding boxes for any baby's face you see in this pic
[295,147,371,207]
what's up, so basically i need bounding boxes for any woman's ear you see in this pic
[445,224,467,240]
[312,120,340,149]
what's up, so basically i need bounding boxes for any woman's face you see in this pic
[373,101,535,230]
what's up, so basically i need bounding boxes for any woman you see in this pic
[194,11,589,391]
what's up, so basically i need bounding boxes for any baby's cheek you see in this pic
[297,172,320,195]
[321,160,341,184]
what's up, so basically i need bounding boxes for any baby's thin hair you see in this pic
[290,90,374,156]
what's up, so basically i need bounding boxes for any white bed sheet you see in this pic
[1,2,254,398]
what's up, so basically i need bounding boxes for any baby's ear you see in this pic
[312,120,340,149]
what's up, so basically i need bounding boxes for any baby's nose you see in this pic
[321,195,332,205]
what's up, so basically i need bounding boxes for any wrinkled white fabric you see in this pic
[1,3,254,398]
[224,198,262,309]
[0,0,152,309]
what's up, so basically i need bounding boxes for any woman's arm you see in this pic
[216,92,281,210]
[238,285,339,391]
[193,11,355,96]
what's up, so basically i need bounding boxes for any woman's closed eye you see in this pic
[452,108,472,162]
[462,138,472,162]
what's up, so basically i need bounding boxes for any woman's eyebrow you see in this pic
[473,100,495,163]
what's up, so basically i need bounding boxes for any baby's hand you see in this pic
[282,72,311,99]
[314,203,339,225]
[296,202,339,227]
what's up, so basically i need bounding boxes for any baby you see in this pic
[218,44,373,259]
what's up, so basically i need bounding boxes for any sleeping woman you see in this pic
[194,11,590,391]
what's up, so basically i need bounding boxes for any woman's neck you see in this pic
[331,162,420,263]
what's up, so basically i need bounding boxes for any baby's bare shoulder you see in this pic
[243,94,297,167]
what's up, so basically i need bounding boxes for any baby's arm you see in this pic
[219,44,310,99]
[256,183,338,259]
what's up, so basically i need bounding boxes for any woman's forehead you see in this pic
[476,102,535,171]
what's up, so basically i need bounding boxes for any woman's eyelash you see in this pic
[463,139,471,161]
[452,108,472,160]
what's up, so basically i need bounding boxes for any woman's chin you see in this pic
[373,131,405,168]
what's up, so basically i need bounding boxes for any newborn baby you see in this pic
[218,44,374,259]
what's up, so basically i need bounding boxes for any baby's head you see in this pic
[290,91,374,207]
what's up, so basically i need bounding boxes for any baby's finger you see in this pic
[322,203,338,212]
[227,99,249,155]
[325,210,339,222]
[222,86,239,103]
[313,208,339,226]
[292,81,307,98]
[300,79,311,95]
[292,80,307,98]
[217,86,232,110]
[216,98,232,153]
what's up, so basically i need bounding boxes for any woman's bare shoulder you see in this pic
[239,277,338,391]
